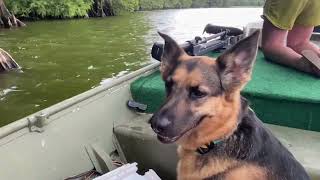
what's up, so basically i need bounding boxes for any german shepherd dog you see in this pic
[150,31,310,180]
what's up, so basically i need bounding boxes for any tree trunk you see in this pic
[89,0,114,17]
[102,0,114,16]
[0,48,20,72]
[0,0,26,28]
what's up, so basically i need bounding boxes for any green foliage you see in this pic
[176,0,193,8]
[208,0,224,7]
[191,0,209,8]
[163,0,193,9]
[6,0,92,18]
[163,0,179,9]
[112,0,139,15]
[6,0,30,17]
[208,0,264,7]
[140,0,193,10]
[5,0,264,19]
[139,0,164,10]
[190,0,264,8]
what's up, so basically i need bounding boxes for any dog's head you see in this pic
[150,31,259,150]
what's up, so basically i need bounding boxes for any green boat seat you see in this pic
[130,51,320,132]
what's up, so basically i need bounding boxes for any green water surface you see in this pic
[0,13,153,126]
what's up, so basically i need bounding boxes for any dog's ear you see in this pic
[158,32,186,80]
[216,30,260,93]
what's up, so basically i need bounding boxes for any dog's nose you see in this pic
[153,117,171,133]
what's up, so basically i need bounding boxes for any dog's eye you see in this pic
[189,86,207,99]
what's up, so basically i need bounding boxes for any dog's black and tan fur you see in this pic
[150,31,310,180]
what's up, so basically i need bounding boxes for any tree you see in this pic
[0,0,25,28]
[89,0,114,17]
[0,48,20,72]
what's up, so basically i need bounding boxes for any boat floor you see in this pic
[114,114,320,180]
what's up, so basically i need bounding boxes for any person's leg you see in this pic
[287,26,320,56]
[261,19,319,76]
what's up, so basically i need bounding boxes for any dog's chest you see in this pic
[177,148,267,180]
[177,148,238,180]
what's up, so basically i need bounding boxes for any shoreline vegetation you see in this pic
[1,0,264,25]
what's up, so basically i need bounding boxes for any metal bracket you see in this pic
[127,100,147,112]
[28,113,47,133]
[112,134,128,164]
[85,143,116,174]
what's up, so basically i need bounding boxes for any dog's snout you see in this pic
[153,117,172,133]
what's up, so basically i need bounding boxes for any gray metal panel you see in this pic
[267,124,320,179]
[114,115,178,180]
[0,83,133,179]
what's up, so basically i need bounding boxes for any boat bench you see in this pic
[114,115,320,179]
[130,51,320,132]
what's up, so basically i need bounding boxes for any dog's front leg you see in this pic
[177,147,238,180]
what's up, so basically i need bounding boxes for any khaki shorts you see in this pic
[263,0,320,30]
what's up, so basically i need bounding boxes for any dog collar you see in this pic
[196,140,223,155]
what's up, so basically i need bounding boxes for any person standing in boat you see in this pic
[261,0,320,77]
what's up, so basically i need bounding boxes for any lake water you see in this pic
[0,8,262,126]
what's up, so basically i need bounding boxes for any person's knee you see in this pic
[261,43,277,61]
[261,39,288,60]
[261,35,283,54]
[261,40,277,55]
[287,26,314,52]
[287,40,308,53]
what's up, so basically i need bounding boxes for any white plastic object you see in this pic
[93,162,161,180]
